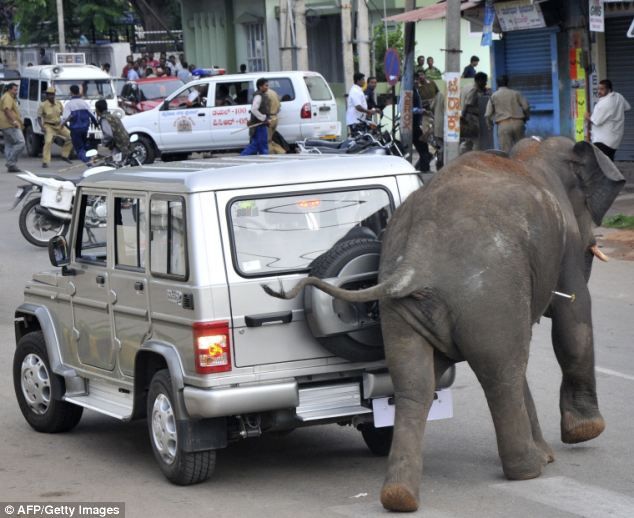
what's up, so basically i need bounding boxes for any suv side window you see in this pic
[267,78,295,102]
[76,194,108,264]
[167,84,209,110]
[150,197,187,279]
[28,79,39,101]
[19,78,28,99]
[115,197,147,270]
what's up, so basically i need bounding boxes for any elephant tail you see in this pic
[261,265,417,303]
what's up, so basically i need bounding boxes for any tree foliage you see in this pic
[373,24,404,82]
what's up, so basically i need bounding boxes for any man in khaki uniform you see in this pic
[485,75,530,153]
[0,82,25,172]
[266,86,285,154]
[38,86,73,168]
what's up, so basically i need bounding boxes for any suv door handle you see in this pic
[245,311,293,327]
[96,275,105,286]
[134,281,144,291]
[197,113,206,117]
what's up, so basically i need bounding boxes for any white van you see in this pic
[18,55,122,156]
[122,71,341,163]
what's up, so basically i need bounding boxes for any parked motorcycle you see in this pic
[297,118,404,157]
[12,140,141,247]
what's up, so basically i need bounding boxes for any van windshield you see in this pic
[304,75,332,101]
[52,80,115,100]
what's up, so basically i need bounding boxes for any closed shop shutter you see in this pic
[493,28,560,137]
[605,17,634,160]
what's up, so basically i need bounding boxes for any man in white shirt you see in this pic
[346,72,379,135]
[585,79,631,161]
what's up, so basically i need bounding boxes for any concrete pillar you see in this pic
[356,0,370,76]
[279,0,292,70]
[294,0,309,70]
[444,0,461,164]
[341,1,354,91]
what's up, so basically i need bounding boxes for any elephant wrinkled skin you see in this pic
[263,137,625,512]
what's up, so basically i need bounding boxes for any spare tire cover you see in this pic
[305,237,384,362]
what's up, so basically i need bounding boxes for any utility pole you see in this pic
[399,0,416,161]
[357,0,370,76]
[56,0,66,52]
[444,0,462,164]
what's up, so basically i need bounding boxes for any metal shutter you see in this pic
[605,17,634,160]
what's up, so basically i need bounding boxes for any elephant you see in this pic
[263,137,625,512]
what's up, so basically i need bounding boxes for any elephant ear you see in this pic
[572,141,626,226]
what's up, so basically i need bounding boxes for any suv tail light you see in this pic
[300,102,312,119]
[193,321,231,374]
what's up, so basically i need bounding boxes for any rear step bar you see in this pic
[296,383,371,422]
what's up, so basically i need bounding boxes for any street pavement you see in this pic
[0,154,633,518]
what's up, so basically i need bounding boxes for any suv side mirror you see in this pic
[49,235,70,267]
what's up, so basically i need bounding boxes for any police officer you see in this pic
[38,86,73,168]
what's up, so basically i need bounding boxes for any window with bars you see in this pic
[246,23,266,72]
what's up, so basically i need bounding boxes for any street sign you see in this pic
[384,48,400,86]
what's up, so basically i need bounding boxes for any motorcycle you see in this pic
[12,138,141,247]
[297,118,404,157]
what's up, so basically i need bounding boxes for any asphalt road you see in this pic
[0,155,633,518]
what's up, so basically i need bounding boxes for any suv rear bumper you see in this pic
[183,380,299,419]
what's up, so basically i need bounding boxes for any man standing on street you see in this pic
[346,73,379,135]
[61,84,98,163]
[95,100,131,158]
[461,72,490,153]
[462,55,480,79]
[241,78,271,156]
[364,76,379,112]
[585,79,631,161]
[0,82,25,173]
[424,56,442,81]
[265,85,285,154]
[485,75,530,153]
[38,86,73,168]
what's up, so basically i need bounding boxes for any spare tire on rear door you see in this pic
[305,237,384,362]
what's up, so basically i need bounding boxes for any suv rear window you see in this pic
[229,188,392,276]
[304,76,332,101]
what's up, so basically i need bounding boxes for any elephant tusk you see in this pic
[552,291,576,302]
[590,244,609,262]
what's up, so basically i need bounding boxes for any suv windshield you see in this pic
[230,188,392,276]
[139,79,184,100]
[53,80,114,100]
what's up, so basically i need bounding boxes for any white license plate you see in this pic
[372,389,453,428]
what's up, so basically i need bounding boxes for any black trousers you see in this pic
[594,142,616,162]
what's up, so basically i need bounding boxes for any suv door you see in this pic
[216,177,397,368]
[209,79,253,150]
[109,194,151,377]
[158,82,212,151]
[71,191,116,371]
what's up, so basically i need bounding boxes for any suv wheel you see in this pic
[13,331,83,433]
[132,135,156,164]
[359,424,393,456]
[24,125,42,157]
[147,370,216,485]
[307,237,384,362]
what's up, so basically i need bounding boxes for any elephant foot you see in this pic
[381,483,419,512]
[561,410,605,444]
[535,439,555,464]
[502,447,547,481]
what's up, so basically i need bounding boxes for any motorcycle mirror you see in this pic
[85,149,98,158]
[130,134,139,143]
[48,236,70,268]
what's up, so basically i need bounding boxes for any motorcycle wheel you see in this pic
[19,197,70,248]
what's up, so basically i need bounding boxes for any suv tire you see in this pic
[13,331,83,433]
[307,237,384,362]
[359,423,393,456]
[147,370,216,485]
[24,125,42,157]
[132,135,156,164]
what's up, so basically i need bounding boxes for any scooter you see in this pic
[12,137,141,247]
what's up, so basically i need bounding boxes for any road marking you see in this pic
[596,366,634,381]
[492,476,634,518]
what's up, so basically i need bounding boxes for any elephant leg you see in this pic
[380,306,436,513]
[524,378,554,463]
[464,318,547,480]
[551,282,604,444]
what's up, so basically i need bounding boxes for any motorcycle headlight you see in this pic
[112,108,125,119]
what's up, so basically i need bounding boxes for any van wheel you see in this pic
[359,424,393,456]
[132,135,156,164]
[13,331,83,433]
[148,370,216,485]
[24,125,42,157]
[306,238,384,362]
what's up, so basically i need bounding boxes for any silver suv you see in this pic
[13,155,454,484]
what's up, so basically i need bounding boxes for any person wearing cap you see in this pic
[38,86,73,168]
[61,84,98,163]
